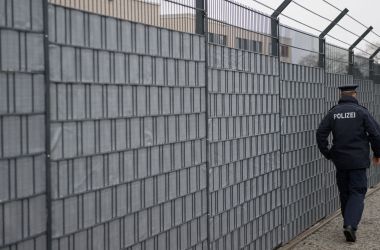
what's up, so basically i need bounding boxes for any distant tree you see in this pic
[357,42,380,63]
[320,43,351,74]
[298,54,319,67]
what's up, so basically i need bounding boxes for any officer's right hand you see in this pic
[373,157,380,166]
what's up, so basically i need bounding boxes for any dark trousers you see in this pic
[336,169,367,230]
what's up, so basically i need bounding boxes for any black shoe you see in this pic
[343,225,356,242]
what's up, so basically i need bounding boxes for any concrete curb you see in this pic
[279,183,380,250]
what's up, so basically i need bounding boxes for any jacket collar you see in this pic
[338,95,359,105]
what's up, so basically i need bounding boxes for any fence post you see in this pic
[319,8,348,69]
[271,0,292,57]
[270,2,288,244]
[271,0,293,19]
[369,48,380,80]
[196,0,211,249]
[348,50,355,75]
[196,0,205,35]
[349,26,373,76]
[42,0,52,249]
[319,39,325,68]
[271,18,280,57]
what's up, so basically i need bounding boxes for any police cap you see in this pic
[338,85,358,92]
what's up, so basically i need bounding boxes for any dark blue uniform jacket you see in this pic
[316,96,380,170]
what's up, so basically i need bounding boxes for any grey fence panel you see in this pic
[355,79,373,113]
[354,79,380,188]
[324,73,354,215]
[208,44,282,250]
[0,0,47,249]
[326,44,349,75]
[375,84,380,123]
[3,1,380,249]
[47,4,208,250]
[373,83,380,186]
[280,63,325,243]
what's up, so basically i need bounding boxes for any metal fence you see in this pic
[1,0,380,250]
[280,62,325,243]
[355,78,380,188]
[48,2,208,249]
[278,25,326,243]
[373,83,380,186]
[279,25,320,67]
[207,2,282,249]
[353,55,370,79]
[326,43,349,75]
[0,0,47,249]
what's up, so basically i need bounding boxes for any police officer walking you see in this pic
[316,85,380,242]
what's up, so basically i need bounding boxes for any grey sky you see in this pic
[236,0,380,58]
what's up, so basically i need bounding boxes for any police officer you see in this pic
[316,84,380,242]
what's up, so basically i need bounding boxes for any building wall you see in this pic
[0,0,47,249]
[49,0,161,24]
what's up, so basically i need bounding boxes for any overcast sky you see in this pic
[235,0,380,58]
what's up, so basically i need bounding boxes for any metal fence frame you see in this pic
[1,0,380,250]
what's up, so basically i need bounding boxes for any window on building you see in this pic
[208,33,227,46]
[281,45,289,57]
[235,37,263,53]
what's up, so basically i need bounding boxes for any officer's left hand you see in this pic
[373,157,380,166]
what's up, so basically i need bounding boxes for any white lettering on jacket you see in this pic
[333,112,356,120]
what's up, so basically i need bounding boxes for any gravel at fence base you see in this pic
[290,187,380,250]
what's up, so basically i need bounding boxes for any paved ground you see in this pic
[282,186,380,250]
